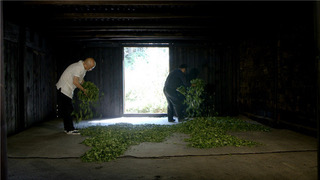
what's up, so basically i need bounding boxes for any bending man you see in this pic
[56,57,96,135]
[163,64,188,122]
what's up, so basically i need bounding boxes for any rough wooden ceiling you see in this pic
[4,1,279,42]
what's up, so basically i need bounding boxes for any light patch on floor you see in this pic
[75,117,178,129]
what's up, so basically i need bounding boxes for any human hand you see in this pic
[83,89,88,96]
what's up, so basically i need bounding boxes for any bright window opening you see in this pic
[123,47,169,114]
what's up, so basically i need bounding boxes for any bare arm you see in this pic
[73,76,87,94]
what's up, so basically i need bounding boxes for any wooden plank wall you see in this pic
[170,43,238,115]
[238,6,317,135]
[1,1,9,179]
[57,44,123,118]
[4,22,56,135]
[4,40,19,134]
[84,47,123,118]
[239,39,277,122]
[57,42,238,118]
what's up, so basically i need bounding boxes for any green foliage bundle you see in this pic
[177,78,206,117]
[72,81,103,122]
[80,117,270,162]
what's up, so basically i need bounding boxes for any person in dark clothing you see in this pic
[163,64,189,122]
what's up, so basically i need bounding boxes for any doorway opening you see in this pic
[123,47,169,115]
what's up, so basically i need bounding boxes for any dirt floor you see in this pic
[7,116,318,180]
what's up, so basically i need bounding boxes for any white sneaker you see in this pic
[65,130,80,135]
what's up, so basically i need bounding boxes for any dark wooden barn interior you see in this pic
[2,1,318,135]
[1,1,320,178]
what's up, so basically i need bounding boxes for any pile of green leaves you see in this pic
[72,81,103,122]
[80,117,270,162]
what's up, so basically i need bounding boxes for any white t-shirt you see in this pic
[56,60,87,99]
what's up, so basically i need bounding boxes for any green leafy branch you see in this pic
[177,78,210,117]
[72,81,103,122]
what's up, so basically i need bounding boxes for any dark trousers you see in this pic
[163,87,185,122]
[57,89,75,131]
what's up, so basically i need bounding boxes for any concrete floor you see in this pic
[7,116,318,180]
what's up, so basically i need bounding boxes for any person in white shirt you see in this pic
[56,58,96,135]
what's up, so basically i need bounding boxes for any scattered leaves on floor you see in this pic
[80,117,271,162]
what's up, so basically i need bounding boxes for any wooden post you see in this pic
[0,1,8,179]
[315,1,320,179]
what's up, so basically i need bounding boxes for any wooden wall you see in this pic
[170,43,238,115]
[4,22,56,135]
[3,2,317,136]
[1,1,8,179]
[56,44,123,118]
[238,4,317,135]
[56,42,238,118]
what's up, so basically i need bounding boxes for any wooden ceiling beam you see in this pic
[48,26,208,33]
[53,31,204,37]
[55,35,211,42]
[52,12,214,20]
[50,25,210,29]
[4,1,226,42]
[21,1,200,6]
